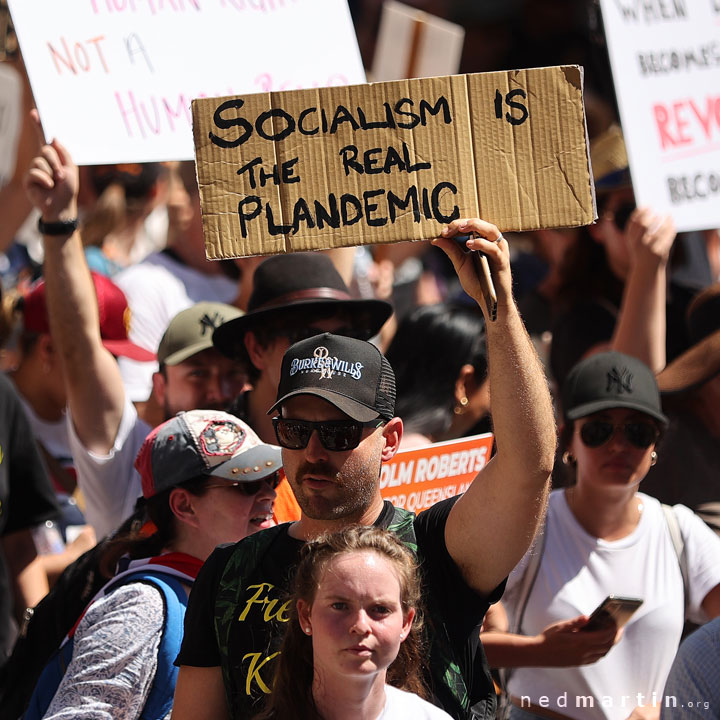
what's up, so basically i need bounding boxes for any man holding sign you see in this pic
[173,221,557,720]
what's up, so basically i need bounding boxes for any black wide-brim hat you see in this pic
[213,253,392,358]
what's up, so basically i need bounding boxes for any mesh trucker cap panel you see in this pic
[375,355,396,420]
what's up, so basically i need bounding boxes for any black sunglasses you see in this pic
[579,420,659,450]
[272,417,384,452]
[204,471,282,496]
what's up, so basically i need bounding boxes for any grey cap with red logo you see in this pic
[267,333,396,422]
[135,410,282,498]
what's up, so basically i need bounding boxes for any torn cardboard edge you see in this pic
[192,65,597,259]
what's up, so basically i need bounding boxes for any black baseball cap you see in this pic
[562,351,668,425]
[267,333,396,422]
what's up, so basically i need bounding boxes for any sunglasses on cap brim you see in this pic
[579,420,659,449]
[272,417,385,452]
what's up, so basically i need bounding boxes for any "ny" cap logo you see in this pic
[198,312,222,336]
[606,367,633,394]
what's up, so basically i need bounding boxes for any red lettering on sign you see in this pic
[654,96,720,151]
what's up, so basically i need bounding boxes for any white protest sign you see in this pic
[8,0,365,165]
[0,63,22,187]
[599,0,720,232]
[371,0,465,81]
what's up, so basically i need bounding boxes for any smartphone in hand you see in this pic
[581,595,643,632]
[452,234,497,321]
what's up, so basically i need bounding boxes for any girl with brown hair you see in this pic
[257,525,452,720]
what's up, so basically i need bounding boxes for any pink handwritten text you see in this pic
[48,36,110,75]
[90,0,201,14]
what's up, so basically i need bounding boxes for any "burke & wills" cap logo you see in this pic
[289,345,364,380]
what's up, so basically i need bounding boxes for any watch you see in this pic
[37,217,79,236]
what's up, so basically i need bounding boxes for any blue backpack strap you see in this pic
[131,572,188,720]
[23,570,188,720]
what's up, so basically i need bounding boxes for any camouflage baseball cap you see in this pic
[158,302,243,366]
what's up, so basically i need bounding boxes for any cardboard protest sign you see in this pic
[7,0,365,165]
[371,1,465,81]
[192,65,596,259]
[380,433,494,514]
[599,0,720,232]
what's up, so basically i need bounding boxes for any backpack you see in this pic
[23,570,188,720]
[0,510,145,719]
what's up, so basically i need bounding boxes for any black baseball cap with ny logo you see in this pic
[562,351,668,425]
[267,333,396,422]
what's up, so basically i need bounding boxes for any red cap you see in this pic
[22,272,156,362]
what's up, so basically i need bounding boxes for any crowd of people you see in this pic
[1,5,719,720]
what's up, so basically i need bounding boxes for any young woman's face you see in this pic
[298,550,414,682]
[191,474,277,545]
[570,407,659,491]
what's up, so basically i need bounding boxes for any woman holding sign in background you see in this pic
[481,351,720,720]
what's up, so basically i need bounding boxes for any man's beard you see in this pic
[290,448,382,522]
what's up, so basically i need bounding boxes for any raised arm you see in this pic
[611,207,676,372]
[23,118,125,455]
[432,218,556,595]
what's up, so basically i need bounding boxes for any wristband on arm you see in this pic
[37,217,79,236]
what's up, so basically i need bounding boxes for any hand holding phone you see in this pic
[581,595,643,632]
[453,233,498,321]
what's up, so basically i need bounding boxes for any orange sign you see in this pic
[380,433,494,513]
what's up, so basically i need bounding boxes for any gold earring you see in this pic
[454,397,469,415]
[562,451,575,465]
[650,451,657,466]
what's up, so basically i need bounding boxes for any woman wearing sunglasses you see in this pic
[481,351,720,720]
[25,410,282,720]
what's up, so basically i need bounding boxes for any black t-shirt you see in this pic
[177,497,503,720]
[0,373,60,659]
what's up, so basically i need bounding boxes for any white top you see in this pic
[114,252,238,402]
[43,583,167,720]
[67,396,149,540]
[504,490,720,720]
[377,685,454,719]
